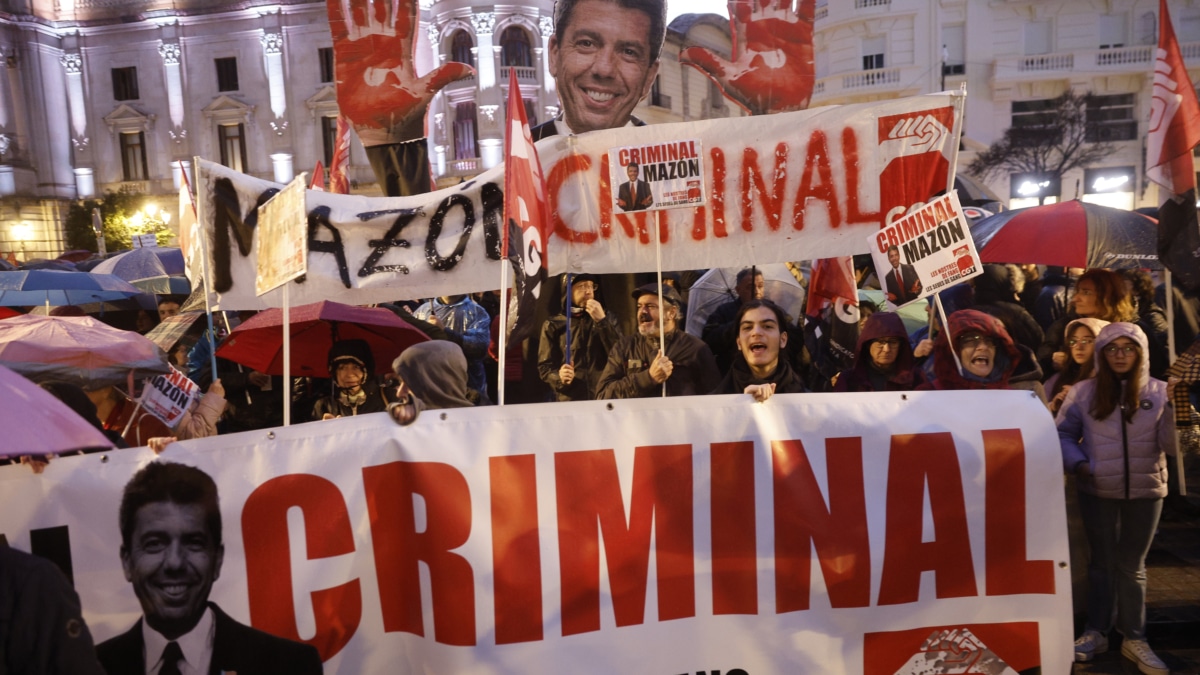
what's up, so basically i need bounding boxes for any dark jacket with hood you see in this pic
[391,341,474,415]
[538,274,623,401]
[918,309,1045,401]
[833,312,918,392]
[312,339,391,419]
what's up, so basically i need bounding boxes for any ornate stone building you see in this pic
[9,0,1196,260]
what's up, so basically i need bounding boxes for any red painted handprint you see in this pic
[326,0,474,145]
[679,0,815,116]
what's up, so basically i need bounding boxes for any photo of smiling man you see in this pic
[97,461,322,675]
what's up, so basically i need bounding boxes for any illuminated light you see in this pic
[1017,180,1050,196]
[1091,175,1129,192]
[11,221,32,241]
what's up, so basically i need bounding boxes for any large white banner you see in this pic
[0,391,1069,673]
[192,93,962,309]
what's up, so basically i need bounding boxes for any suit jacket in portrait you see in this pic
[618,180,653,211]
[96,602,322,675]
[884,263,923,305]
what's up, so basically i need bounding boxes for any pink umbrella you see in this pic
[0,364,113,458]
[0,314,169,389]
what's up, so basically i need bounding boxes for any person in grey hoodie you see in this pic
[1056,322,1177,674]
[388,341,475,426]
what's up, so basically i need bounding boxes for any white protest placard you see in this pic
[132,233,157,249]
[0,391,1071,674]
[255,174,308,297]
[609,139,705,212]
[138,366,201,429]
[188,93,964,310]
[869,190,981,310]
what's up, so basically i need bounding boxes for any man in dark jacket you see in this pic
[833,311,918,392]
[538,273,623,401]
[711,299,806,399]
[598,283,719,399]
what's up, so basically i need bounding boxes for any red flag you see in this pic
[309,161,326,191]
[502,69,550,344]
[805,256,857,318]
[329,115,352,195]
[1147,0,1200,195]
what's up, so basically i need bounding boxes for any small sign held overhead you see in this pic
[255,174,309,297]
[132,233,157,249]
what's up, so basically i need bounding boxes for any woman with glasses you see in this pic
[1046,317,1110,414]
[1057,323,1178,674]
[832,312,918,392]
[916,308,1045,399]
[1040,269,1137,377]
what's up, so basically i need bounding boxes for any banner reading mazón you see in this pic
[192,93,962,309]
[0,391,1070,673]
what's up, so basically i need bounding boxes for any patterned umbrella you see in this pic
[0,270,144,307]
[969,200,1160,270]
[0,314,170,388]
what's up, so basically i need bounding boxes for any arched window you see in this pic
[500,26,532,67]
[451,30,474,66]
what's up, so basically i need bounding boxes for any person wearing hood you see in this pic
[313,340,391,419]
[917,309,1045,401]
[711,299,806,400]
[388,341,475,425]
[1056,322,1177,674]
[1045,317,1109,414]
[833,311,917,392]
[538,273,623,401]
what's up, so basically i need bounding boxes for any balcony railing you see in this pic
[854,0,889,7]
[498,66,538,84]
[810,65,920,103]
[995,43,1191,81]
[842,66,900,89]
[446,157,480,176]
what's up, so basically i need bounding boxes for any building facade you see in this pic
[1,0,1196,260]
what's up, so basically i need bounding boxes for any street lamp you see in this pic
[10,221,32,261]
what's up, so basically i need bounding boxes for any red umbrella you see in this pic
[969,200,1160,269]
[216,300,429,378]
[0,364,113,458]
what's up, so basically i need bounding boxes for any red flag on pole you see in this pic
[805,256,857,318]
[329,115,352,195]
[502,69,550,344]
[1147,0,1200,195]
[309,161,326,191]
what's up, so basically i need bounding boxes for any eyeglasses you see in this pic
[872,337,902,348]
[1067,338,1094,347]
[1103,344,1140,356]
[958,334,996,349]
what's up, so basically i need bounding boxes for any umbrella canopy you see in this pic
[0,314,170,388]
[953,174,1004,209]
[145,311,205,351]
[969,200,1160,270]
[19,259,76,271]
[0,270,144,307]
[90,247,190,294]
[685,264,806,336]
[216,300,430,378]
[0,364,114,458]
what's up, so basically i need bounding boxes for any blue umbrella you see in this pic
[90,247,189,294]
[0,270,143,307]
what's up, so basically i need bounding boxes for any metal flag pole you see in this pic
[181,158,218,383]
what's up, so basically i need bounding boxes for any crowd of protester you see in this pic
[7,257,1200,674]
